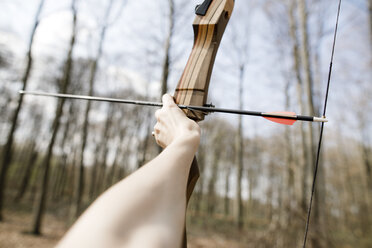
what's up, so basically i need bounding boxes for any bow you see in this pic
[172,1,234,246]
[172,0,234,205]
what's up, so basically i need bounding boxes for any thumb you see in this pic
[162,94,177,108]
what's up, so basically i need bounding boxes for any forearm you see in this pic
[57,132,200,248]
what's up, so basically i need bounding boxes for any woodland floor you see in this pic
[0,207,245,248]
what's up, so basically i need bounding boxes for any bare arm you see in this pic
[57,94,200,248]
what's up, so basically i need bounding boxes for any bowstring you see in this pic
[302,0,342,247]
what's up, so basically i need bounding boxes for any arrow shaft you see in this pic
[19,90,328,123]
[19,90,164,107]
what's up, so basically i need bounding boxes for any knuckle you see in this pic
[153,123,160,131]
[155,109,162,120]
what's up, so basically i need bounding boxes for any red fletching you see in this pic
[263,112,297,125]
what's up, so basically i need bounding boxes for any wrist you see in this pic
[172,127,201,151]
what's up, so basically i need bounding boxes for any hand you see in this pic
[154,94,201,148]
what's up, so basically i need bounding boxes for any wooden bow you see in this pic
[174,0,234,202]
[173,1,234,246]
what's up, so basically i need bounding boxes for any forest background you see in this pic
[0,0,371,247]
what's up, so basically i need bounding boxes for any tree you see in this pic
[13,107,44,202]
[0,0,45,221]
[31,0,78,235]
[287,0,312,212]
[228,0,252,230]
[73,0,121,219]
[206,121,225,215]
[297,0,327,246]
[369,0,372,51]
[0,44,12,69]
[159,0,175,98]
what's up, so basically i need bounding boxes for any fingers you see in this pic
[155,109,162,121]
[162,94,176,108]
[153,122,165,148]
[156,94,184,123]
[153,94,198,148]
[153,122,160,135]
[161,94,187,120]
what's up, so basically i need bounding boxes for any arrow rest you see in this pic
[204,103,215,108]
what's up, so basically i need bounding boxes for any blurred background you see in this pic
[0,0,371,247]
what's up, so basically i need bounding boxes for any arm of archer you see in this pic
[57,95,200,248]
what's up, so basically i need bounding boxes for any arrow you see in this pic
[19,90,328,125]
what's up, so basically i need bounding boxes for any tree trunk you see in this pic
[137,110,152,168]
[283,78,296,246]
[107,155,118,188]
[30,0,77,235]
[52,155,68,200]
[224,163,231,217]
[0,0,45,221]
[298,0,326,246]
[89,144,100,200]
[66,150,78,200]
[14,146,38,202]
[29,162,42,202]
[194,143,206,215]
[73,0,115,219]
[267,162,274,222]
[369,0,372,52]
[157,0,175,155]
[31,103,66,234]
[207,145,221,215]
[106,122,127,187]
[89,103,115,198]
[50,102,74,202]
[160,0,175,98]
[288,0,310,213]
[361,143,372,194]
[236,64,245,230]
[99,106,115,193]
